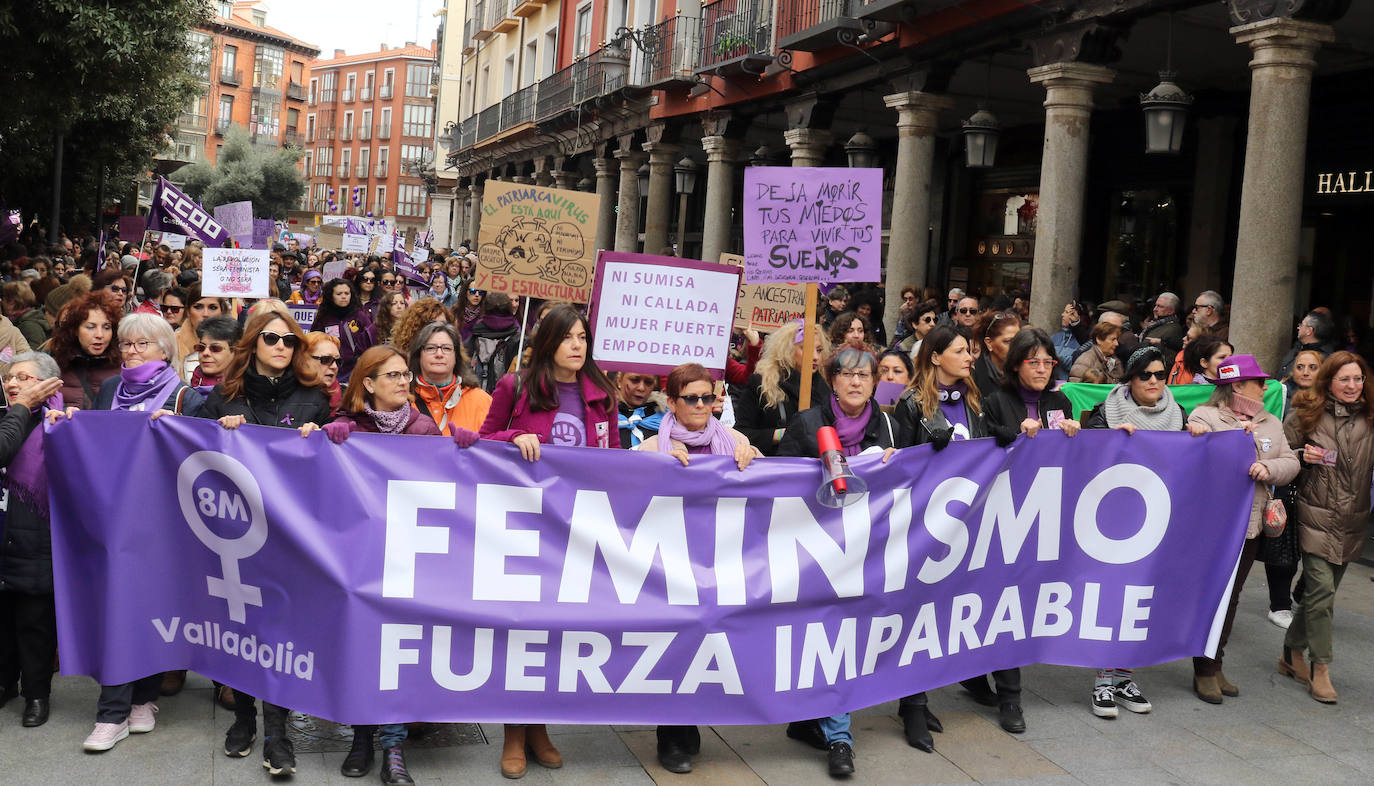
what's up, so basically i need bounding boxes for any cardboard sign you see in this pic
[213,201,254,246]
[341,233,368,253]
[202,248,270,298]
[149,231,187,250]
[720,253,807,331]
[317,225,344,250]
[475,181,601,303]
[322,260,349,280]
[588,251,741,377]
[742,166,883,284]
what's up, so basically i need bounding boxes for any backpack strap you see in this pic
[173,385,189,416]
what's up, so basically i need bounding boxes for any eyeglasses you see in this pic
[193,342,229,354]
[421,344,455,355]
[108,285,129,294]
[372,370,414,383]
[1134,370,1168,382]
[1021,359,1057,369]
[919,315,937,323]
[1334,375,1366,385]
[837,370,873,382]
[117,339,156,353]
[1194,304,1213,311]
[2,373,38,384]
[311,354,339,367]
[161,304,184,314]
[678,393,717,406]
[258,331,300,349]
[957,308,978,315]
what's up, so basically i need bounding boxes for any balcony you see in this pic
[376,123,391,140]
[341,88,355,103]
[361,86,374,102]
[776,0,863,51]
[320,125,336,140]
[512,0,550,18]
[458,115,477,149]
[533,48,627,123]
[338,163,352,179]
[472,1,491,41]
[357,125,371,141]
[854,0,954,22]
[342,126,354,141]
[375,164,389,178]
[286,81,307,101]
[357,165,370,178]
[219,67,243,86]
[380,84,394,100]
[484,0,517,34]
[283,129,303,147]
[319,88,337,103]
[315,164,333,177]
[698,0,775,76]
[214,119,232,136]
[629,15,701,89]
[476,103,502,141]
[500,83,537,129]
[177,112,208,131]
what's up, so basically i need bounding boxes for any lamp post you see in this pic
[961,105,1000,168]
[844,131,878,169]
[673,155,698,255]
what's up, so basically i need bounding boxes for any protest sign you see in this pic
[287,304,317,330]
[147,177,230,246]
[368,233,395,255]
[213,201,254,246]
[149,231,187,250]
[412,248,430,264]
[250,219,274,251]
[1061,380,1285,421]
[742,166,882,284]
[342,234,368,253]
[202,248,270,298]
[720,253,807,331]
[118,215,147,244]
[322,260,349,281]
[589,252,740,376]
[49,414,1254,725]
[317,225,345,250]
[475,181,600,302]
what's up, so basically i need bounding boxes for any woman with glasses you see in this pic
[287,270,325,306]
[984,327,1079,440]
[732,321,831,456]
[308,278,375,384]
[632,363,759,776]
[422,270,459,309]
[378,271,410,306]
[302,332,343,412]
[1278,351,1374,704]
[408,321,491,435]
[173,282,228,381]
[390,299,452,360]
[355,269,383,319]
[189,317,243,393]
[50,292,122,409]
[896,300,939,357]
[199,311,332,778]
[90,269,133,313]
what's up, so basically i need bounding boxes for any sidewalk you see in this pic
[5,562,1374,785]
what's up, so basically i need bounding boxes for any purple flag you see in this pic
[46,414,1255,726]
[392,230,426,286]
[146,177,230,246]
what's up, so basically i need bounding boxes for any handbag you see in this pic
[1263,490,1287,538]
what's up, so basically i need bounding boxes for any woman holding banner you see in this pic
[633,362,759,775]
[983,328,1079,444]
[302,332,343,413]
[479,303,618,778]
[198,311,333,777]
[408,321,491,435]
[50,291,122,409]
[731,321,831,456]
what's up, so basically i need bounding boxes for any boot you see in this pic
[160,670,187,696]
[1193,675,1223,704]
[380,746,414,784]
[340,727,374,777]
[500,725,527,779]
[525,724,563,769]
[899,702,933,752]
[1216,671,1239,698]
[1277,647,1310,686]
[1308,662,1338,704]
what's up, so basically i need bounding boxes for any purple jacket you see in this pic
[337,404,443,436]
[309,307,376,382]
[480,372,615,449]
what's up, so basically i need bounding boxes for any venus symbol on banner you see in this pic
[176,451,269,624]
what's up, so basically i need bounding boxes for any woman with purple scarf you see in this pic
[776,348,897,778]
[0,353,66,730]
[634,363,758,775]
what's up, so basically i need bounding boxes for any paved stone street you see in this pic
[5,561,1374,785]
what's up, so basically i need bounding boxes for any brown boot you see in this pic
[500,725,527,779]
[1277,647,1310,686]
[160,670,187,696]
[1309,662,1338,704]
[1216,671,1239,697]
[1193,675,1222,704]
[525,724,563,769]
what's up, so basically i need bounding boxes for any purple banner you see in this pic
[46,414,1254,726]
[118,215,147,245]
[392,230,427,287]
[147,177,230,247]
[742,166,882,284]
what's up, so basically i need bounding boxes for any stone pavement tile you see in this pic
[618,727,764,784]
[1089,765,1189,785]
[1246,753,1370,785]
[998,705,1101,743]
[714,719,972,784]
[1264,710,1374,755]
[1157,751,1276,786]
[1174,720,1318,760]
[213,751,331,785]
[1080,720,1227,765]
[1330,748,1374,777]
[1027,737,1157,777]
[926,711,1065,781]
[979,776,1083,786]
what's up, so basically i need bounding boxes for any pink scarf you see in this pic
[656,411,738,456]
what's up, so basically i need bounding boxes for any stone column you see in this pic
[467,182,483,243]
[700,136,742,264]
[593,155,618,253]
[1229,18,1335,371]
[446,189,462,249]
[642,142,680,254]
[782,128,831,167]
[553,170,575,190]
[614,144,647,252]
[883,90,954,335]
[533,157,554,187]
[1025,62,1115,331]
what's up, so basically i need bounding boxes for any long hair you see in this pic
[375,290,405,339]
[1290,351,1374,436]
[407,321,479,390]
[756,321,832,410]
[521,304,616,412]
[390,299,452,354]
[342,345,412,414]
[317,278,358,320]
[217,310,325,401]
[50,291,122,367]
[909,325,980,417]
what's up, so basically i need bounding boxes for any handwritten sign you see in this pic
[202,248,270,298]
[149,231,187,250]
[588,251,740,377]
[250,219,274,251]
[213,201,254,246]
[341,233,368,253]
[475,181,601,303]
[720,253,807,331]
[322,260,349,281]
[742,166,882,284]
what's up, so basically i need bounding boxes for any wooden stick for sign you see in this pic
[514,295,531,372]
[797,283,819,412]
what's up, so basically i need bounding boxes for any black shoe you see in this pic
[380,746,414,785]
[0,684,18,709]
[827,741,855,777]
[961,677,999,707]
[224,717,256,757]
[999,703,1026,734]
[926,707,944,734]
[21,698,49,727]
[340,730,374,777]
[657,742,693,774]
[262,735,296,776]
[899,704,933,752]
[786,720,828,751]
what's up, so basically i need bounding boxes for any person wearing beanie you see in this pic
[287,270,323,305]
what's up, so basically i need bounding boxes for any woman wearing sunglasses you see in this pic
[173,282,229,381]
[197,311,332,778]
[189,317,243,393]
[458,284,484,341]
[355,268,384,320]
[302,332,343,413]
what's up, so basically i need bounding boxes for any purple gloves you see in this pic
[323,421,353,444]
[452,427,479,448]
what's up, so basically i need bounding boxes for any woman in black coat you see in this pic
[983,328,1082,443]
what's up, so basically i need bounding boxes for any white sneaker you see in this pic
[129,702,158,733]
[1268,609,1294,629]
[83,721,130,751]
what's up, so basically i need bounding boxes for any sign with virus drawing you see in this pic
[475,181,602,303]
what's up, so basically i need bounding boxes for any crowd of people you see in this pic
[0,226,1369,782]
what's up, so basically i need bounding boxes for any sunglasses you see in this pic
[161,304,185,314]
[1134,370,1167,382]
[258,330,300,349]
[381,278,397,286]
[678,393,718,406]
[957,307,978,315]
[360,276,377,283]
[311,354,339,366]
[193,342,230,354]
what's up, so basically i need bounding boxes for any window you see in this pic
[309,77,318,103]
[321,71,337,101]
[375,186,387,215]
[221,45,238,78]
[401,145,427,173]
[315,147,333,164]
[365,71,375,90]
[382,68,395,99]
[343,110,354,133]
[304,152,312,174]
[574,4,592,58]
[398,184,428,217]
[479,65,489,107]
[524,40,538,87]
[217,95,234,130]
[502,54,515,98]
[306,114,316,140]
[402,104,433,137]
[359,147,371,167]
[362,108,373,129]
[290,61,304,84]
[254,44,285,89]
[341,148,352,170]
[174,137,199,162]
[250,94,280,138]
[609,0,628,34]
[216,0,232,17]
[314,183,328,206]
[406,63,432,98]
[357,186,368,209]
[187,32,212,81]
[380,106,392,129]
[543,28,558,77]
[377,147,390,176]
[251,9,266,26]
[286,108,299,130]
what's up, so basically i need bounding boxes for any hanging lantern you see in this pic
[961,105,1000,169]
[1140,72,1193,155]
[844,131,879,169]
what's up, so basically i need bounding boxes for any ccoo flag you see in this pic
[147,177,230,247]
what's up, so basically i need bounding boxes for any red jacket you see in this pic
[480,372,616,448]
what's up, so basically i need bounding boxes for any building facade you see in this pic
[305,43,437,232]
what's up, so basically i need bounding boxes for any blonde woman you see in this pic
[730,320,831,455]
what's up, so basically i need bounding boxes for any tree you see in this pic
[175,127,307,219]
[0,0,209,230]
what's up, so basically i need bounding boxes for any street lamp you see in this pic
[577,177,594,192]
[750,145,774,168]
[844,131,878,169]
[637,163,649,198]
[961,105,1000,169]
[1140,73,1193,155]
[673,156,698,255]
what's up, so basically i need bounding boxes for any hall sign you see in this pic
[1315,170,1374,195]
